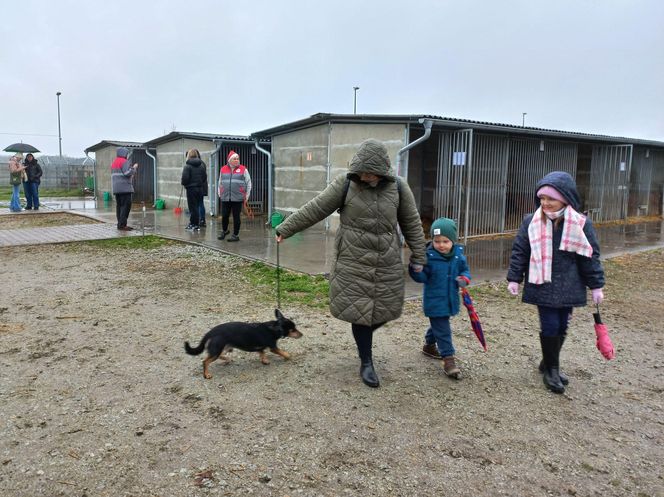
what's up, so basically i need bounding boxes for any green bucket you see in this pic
[270,211,284,228]
[103,191,111,202]
[155,199,165,210]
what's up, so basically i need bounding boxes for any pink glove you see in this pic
[591,288,604,305]
[507,282,519,296]
[595,324,615,360]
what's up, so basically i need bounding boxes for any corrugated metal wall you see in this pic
[432,133,577,237]
[651,150,664,216]
[422,129,662,237]
[467,134,509,236]
[433,130,472,231]
[210,144,269,215]
[131,149,155,204]
[587,145,632,221]
[505,139,577,231]
[629,147,654,216]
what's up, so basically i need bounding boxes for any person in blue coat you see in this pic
[507,171,605,394]
[410,217,471,379]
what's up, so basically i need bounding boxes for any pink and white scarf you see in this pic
[527,205,593,284]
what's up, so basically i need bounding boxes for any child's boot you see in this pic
[442,356,461,379]
[539,335,565,394]
[422,343,442,359]
[538,335,569,385]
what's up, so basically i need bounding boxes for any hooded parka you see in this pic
[507,171,605,307]
[276,139,426,326]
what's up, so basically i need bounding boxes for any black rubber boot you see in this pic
[540,335,565,394]
[539,335,569,385]
[360,361,380,388]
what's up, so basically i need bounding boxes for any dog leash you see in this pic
[276,237,281,310]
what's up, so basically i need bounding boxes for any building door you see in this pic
[433,129,473,239]
[587,144,632,221]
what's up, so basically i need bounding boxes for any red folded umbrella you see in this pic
[593,304,615,360]
[461,287,487,351]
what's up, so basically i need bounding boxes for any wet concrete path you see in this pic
[4,198,664,298]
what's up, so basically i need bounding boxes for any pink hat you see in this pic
[537,185,567,204]
[227,151,239,163]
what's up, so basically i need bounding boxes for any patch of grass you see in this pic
[241,261,330,309]
[0,186,87,201]
[80,235,176,250]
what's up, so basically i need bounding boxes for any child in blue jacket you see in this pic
[410,217,471,379]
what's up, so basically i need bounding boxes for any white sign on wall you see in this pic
[452,151,466,166]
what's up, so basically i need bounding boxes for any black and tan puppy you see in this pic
[184,309,302,379]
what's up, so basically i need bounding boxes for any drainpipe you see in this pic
[254,139,272,222]
[83,152,96,200]
[210,140,224,217]
[397,118,433,178]
[145,147,157,207]
[325,121,332,231]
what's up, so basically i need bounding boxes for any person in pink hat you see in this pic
[507,171,605,394]
[217,151,252,241]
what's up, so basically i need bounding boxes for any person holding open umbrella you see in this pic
[507,171,605,394]
[22,153,43,210]
[409,217,471,379]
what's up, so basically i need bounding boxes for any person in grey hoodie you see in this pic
[111,147,139,230]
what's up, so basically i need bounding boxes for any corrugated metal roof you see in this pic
[142,131,270,147]
[84,140,144,153]
[251,113,664,148]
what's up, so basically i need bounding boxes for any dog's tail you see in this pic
[184,335,207,356]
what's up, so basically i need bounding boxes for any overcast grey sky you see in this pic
[2,0,663,157]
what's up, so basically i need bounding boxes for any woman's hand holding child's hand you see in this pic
[591,288,604,305]
[410,263,423,273]
[507,282,519,295]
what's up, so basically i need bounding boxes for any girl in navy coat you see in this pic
[507,171,605,394]
[410,217,471,379]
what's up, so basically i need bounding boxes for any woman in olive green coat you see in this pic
[276,139,426,388]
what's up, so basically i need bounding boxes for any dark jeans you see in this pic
[221,201,243,235]
[23,181,40,209]
[351,322,385,362]
[186,188,203,227]
[537,305,572,337]
[199,200,206,223]
[425,316,454,357]
[115,192,133,228]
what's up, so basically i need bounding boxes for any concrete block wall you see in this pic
[272,122,406,231]
[154,138,216,210]
[93,146,116,200]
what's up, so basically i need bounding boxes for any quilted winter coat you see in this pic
[276,139,426,326]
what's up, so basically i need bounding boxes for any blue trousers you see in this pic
[10,184,22,211]
[425,316,455,357]
[23,181,39,209]
[537,306,572,337]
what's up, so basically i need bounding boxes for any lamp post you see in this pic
[522,112,527,127]
[353,86,360,114]
[56,91,62,158]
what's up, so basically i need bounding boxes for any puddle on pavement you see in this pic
[33,199,664,284]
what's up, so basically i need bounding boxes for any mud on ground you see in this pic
[1,225,663,496]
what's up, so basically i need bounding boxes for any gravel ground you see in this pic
[1,215,663,497]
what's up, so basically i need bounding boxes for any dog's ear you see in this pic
[275,309,284,320]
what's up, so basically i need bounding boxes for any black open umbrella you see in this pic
[4,143,40,153]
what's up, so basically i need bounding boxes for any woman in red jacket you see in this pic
[217,151,251,242]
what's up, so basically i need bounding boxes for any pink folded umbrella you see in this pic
[593,305,615,360]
